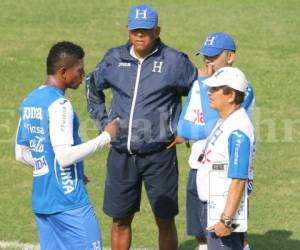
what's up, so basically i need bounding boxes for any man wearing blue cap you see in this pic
[173,32,254,250]
[86,4,197,250]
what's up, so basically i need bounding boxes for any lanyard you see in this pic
[197,119,223,162]
[198,107,241,162]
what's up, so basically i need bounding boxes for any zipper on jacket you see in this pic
[169,107,173,134]
[127,62,142,154]
[127,47,158,154]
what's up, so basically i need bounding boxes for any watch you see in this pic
[220,213,233,228]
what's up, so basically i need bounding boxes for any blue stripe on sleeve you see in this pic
[227,130,250,179]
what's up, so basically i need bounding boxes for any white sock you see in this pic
[199,244,208,250]
[243,244,250,250]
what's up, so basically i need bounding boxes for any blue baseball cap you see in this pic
[196,32,236,57]
[128,4,158,30]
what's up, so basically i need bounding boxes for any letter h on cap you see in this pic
[135,9,147,19]
[205,36,216,46]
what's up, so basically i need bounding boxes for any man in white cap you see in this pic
[173,32,254,250]
[192,67,255,250]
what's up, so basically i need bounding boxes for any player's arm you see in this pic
[222,179,246,218]
[177,119,208,141]
[49,98,118,168]
[86,52,113,131]
[86,74,108,131]
[174,52,197,95]
[15,144,35,167]
[212,130,250,237]
[15,118,34,167]
[177,80,206,141]
[177,77,219,142]
[212,179,246,237]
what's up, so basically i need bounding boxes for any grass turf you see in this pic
[1,0,300,249]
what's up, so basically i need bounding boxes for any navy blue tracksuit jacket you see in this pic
[86,39,197,154]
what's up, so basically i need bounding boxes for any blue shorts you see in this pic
[208,232,244,250]
[186,168,207,237]
[35,204,102,250]
[103,147,178,219]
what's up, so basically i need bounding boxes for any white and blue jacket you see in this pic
[86,39,197,154]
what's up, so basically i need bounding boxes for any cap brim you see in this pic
[196,47,223,57]
[202,77,224,88]
[128,20,156,30]
[203,76,247,92]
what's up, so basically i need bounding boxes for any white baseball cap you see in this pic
[202,67,247,93]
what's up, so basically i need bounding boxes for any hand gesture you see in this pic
[104,118,119,141]
[166,136,185,150]
[198,62,214,77]
[207,222,232,237]
[83,175,90,185]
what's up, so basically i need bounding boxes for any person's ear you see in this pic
[227,51,235,65]
[155,26,161,38]
[58,67,67,81]
[228,90,236,104]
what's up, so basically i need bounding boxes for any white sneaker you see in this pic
[243,244,250,250]
[199,244,208,250]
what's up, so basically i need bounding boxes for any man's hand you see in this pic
[208,222,232,237]
[198,62,214,77]
[83,175,90,185]
[166,136,185,149]
[104,118,120,141]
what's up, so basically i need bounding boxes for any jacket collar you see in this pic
[120,38,164,61]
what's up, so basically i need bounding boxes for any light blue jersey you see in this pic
[177,76,254,140]
[16,85,90,214]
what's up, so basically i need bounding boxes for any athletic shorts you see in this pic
[208,232,244,250]
[186,168,207,237]
[103,147,178,219]
[35,204,102,250]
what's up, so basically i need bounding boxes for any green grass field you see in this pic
[1,0,300,249]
